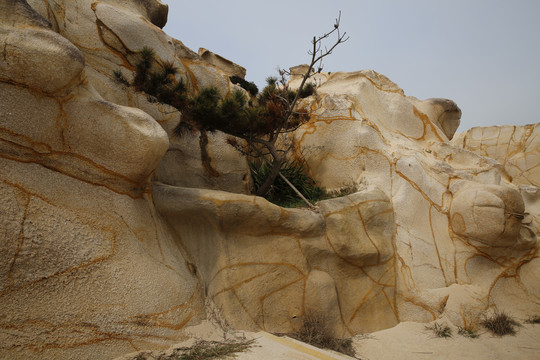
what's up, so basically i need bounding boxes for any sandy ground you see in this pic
[236,321,540,360]
[237,332,354,360]
[117,321,540,360]
[354,321,540,360]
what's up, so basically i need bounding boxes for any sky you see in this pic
[162,0,540,131]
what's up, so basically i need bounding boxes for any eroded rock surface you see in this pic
[1,2,202,359]
[453,124,540,188]
[1,1,539,359]
[154,183,397,336]
[285,69,539,327]
[27,0,251,194]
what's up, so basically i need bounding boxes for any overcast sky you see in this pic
[162,0,539,131]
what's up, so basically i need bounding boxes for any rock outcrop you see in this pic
[1,1,539,359]
[453,123,540,187]
[286,69,539,327]
[1,1,202,359]
[26,0,252,194]
[154,183,397,336]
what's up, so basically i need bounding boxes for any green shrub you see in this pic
[250,159,322,207]
[162,60,178,75]
[230,75,259,96]
[133,47,155,90]
[113,69,129,86]
[458,326,479,338]
[124,48,314,201]
[298,82,316,98]
[480,310,520,336]
[425,322,452,338]
[116,47,189,112]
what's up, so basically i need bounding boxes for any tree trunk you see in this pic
[255,156,282,196]
[278,172,316,209]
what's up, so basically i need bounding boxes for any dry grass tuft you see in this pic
[287,314,356,357]
[480,310,520,336]
[164,340,254,360]
[131,340,254,360]
[525,315,540,324]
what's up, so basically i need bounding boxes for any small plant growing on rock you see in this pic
[113,47,189,111]
[113,69,130,86]
[176,13,347,205]
[286,313,356,357]
[458,326,479,338]
[250,158,323,207]
[229,75,259,96]
[121,13,347,209]
[480,310,520,336]
[168,340,255,360]
[425,322,452,338]
[297,82,316,98]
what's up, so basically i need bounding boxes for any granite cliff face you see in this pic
[0,1,203,359]
[1,1,539,359]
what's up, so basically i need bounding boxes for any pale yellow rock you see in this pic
[27,0,251,193]
[453,123,540,188]
[157,129,251,193]
[153,183,399,336]
[304,270,345,336]
[0,3,202,359]
[2,1,540,359]
[414,98,462,140]
[286,68,539,331]
[450,183,528,248]
[199,47,247,78]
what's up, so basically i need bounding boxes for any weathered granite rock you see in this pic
[27,0,251,194]
[452,124,540,248]
[1,0,539,359]
[422,98,462,140]
[153,183,398,336]
[198,47,247,78]
[0,2,202,359]
[453,124,540,188]
[285,68,539,328]
[450,182,532,248]
[152,66,539,340]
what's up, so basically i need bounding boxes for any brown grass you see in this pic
[131,340,254,360]
[480,310,520,336]
[286,314,356,357]
[525,315,540,324]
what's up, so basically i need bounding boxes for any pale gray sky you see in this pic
[162,0,540,131]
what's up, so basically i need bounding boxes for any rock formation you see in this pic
[0,1,203,359]
[1,1,538,359]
